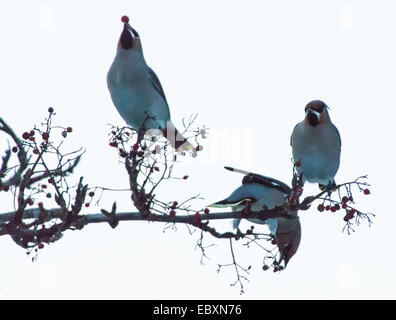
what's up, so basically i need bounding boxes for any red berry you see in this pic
[325,205,330,211]
[42,132,49,140]
[66,127,73,133]
[41,184,47,189]
[137,151,144,157]
[330,206,336,212]
[349,208,356,215]
[12,146,18,153]
[154,166,160,172]
[38,243,44,249]
[172,201,178,208]
[88,191,95,197]
[170,210,176,217]
[85,203,90,207]
[194,212,201,223]
[2,185,9,192]
[344,211,355,221]
[109,141,118,148]
[363,189,370,195]
[27,198,34,206]
[344,216,353,222]
[317,204,324,212]
[334,204,341,211]
[29,136,35,142]
[22,132,30,140]
[342,196,349,203]
[263,265,269,271]
[48,107,54,113]
[183,175,189,180]
[29,130,35,137]
[48,178,54,184]
[204,208,210,214]
[342,203,348,209]
[121,15,129,23]
[132,143,139,151]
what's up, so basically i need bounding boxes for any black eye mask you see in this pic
[305,100,326,114]
[131,27,139,38]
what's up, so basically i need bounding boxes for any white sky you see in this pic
[0,0,394,299]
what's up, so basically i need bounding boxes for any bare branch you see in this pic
[0,118,29,187]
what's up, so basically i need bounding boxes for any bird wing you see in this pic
[334,124,342,147]
[224,166,291,195]
[290,123,299,146]
[147,66,169,105]
[242,173,292,195]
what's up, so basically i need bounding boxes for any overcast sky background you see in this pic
[0,0,394,299]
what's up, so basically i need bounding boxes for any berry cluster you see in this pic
[316,186,371,226]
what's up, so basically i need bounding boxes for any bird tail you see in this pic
[207,198,251,208]
[224,166,251,175]
[206,200,250,230]
[162,121,196,155]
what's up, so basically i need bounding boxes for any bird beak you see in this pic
[123,21,133,33]
[119,21,138,50]
[306,107,321,126]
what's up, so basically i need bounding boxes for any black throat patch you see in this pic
[120,30,133,49]
[307,112,319,127]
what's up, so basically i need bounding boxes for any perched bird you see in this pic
[290,100,341,190]
[107,15,194,153]
[208,167,301,267]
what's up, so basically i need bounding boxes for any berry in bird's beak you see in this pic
[118,15,140,50]
[121,15,129,23]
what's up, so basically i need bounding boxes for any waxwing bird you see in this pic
[208,167,301,267]
[290,100,341,190]
[107,15,194,153]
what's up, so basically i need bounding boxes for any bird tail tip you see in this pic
[206,199,235,208]
[176,141,198,157]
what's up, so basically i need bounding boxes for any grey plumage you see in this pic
[208,167,301,266]
[107,17,194,152]
[291,100,341,188]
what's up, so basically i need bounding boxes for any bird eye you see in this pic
[315,103,325,113]
[311,105,324,113]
